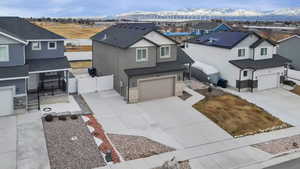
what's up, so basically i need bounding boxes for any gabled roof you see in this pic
[0,65,28,80]
[0,17,65,41]
[91,23,177,49]
[188,31,253,49]
[28,57,70,73]
[277,35,300,43]
[193,22,230,30]
[250,38,276,48]
[229,54,290,70]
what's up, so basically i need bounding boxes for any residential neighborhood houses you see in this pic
[1,15,300,169]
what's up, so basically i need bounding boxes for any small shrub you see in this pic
[45,114,53,122]
[70,115,78,120]
[58,115,67,121]
[283,80,296,87]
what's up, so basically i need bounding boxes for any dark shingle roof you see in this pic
[250,38,276,48]
[91,23,161,48]
[188,31,251,49]
[0,17,65,41]
[177,48,194,64]
[0,65,28,79]
[229,54,291,70]
[194,22,224,30]
[28,57,70,72]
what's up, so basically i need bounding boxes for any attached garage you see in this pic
[138,76,175,102]
[0,87,14,116]
[258,74,279,91]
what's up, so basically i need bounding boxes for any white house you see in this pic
[184,31,290,91]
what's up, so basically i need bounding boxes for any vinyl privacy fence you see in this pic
[77,75,114,94]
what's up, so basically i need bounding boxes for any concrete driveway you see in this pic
[225,88,300,126]
[83,90,231,149]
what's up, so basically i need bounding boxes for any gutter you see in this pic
[127,76,130,104]
[238,69,242,92]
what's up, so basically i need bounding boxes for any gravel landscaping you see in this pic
[107,134,175,161]
[43,116,106,169]
[153,160,191,169]
[253,134,300,155]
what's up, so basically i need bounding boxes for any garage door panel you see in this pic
[258,74,279,91]
[139,77,175,102]
[0,88,13,116]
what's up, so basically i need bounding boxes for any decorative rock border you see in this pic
[81,114,122,164]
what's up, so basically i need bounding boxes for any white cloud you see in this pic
[48,0,73,5]
[0,6,42,17]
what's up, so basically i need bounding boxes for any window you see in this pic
[48,42,57,50]
[32,42,41,50]
[238,48,246,57]
[160,46,171,58]
[261,48,268,56]
[0,45,9,62]
[243,70,248,77]
[136,48,148,62]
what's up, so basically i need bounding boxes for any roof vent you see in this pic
[208,38,218,43]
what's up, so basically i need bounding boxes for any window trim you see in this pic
[160,45,171,58]
[32,41,41,50]
[0,45,9,62]
[48,41,57,50]
[260,48,268,56]
[136,48,148,62]
[238,48,246,57]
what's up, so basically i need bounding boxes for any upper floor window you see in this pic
[260,48,268,56]
[136,48,148,62]
[238,48,246,57]
[160,46,171,58]
[243,70,248,77]
[32,42,41,50]
[48,42,57,50]
[0,45,9,62]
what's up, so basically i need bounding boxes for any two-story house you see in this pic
[0,17,70,115]
[277,35,300,70]
[91,23,194,103]
[190,22,232,36]
[184,31,290,92]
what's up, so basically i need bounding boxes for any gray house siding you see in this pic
[156,44,177,63]
[0,43,25,67]
[278,37,300,70]
[0,79,26,95]
[26,41,64,60]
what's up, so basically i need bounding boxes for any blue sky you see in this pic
[0,0,299,17]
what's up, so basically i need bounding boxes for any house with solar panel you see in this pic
[91,23,194,103]
[0,17,70,115]
[190,22,232,36]
[184,31,290,92]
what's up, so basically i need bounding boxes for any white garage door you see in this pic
[0,87,14,116]
[258,74,279,91]
[139,76,175,102]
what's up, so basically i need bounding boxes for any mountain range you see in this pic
[114,8,300,21]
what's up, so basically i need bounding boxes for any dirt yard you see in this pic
[32,22,107,39]
[70,61,92,69]
[193,88,291,137]
[291,85,300,96]
[65,45,92,52]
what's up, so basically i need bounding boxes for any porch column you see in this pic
[66,70,69,95]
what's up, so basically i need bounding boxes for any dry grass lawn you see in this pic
[291,85,300,96]
[193,92,291,137]
[32,22,107,39]
[70,61,92,69]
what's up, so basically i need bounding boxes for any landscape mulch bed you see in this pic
[253,134,300,155]
[85,115,121,163]
[193,88,291,137]
[291,85,300,96]
[107,134,175,161]
[43,116,106,169]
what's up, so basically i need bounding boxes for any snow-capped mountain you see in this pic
[115,8,300,21]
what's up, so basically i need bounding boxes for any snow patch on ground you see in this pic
[192,61,219,75]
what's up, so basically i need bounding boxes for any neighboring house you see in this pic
[191,22,232,36]
[91,23,194,103]
[0,17,70,115]
[163,32,195,43]
[184,31,290,92]
[277,35,300,70]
